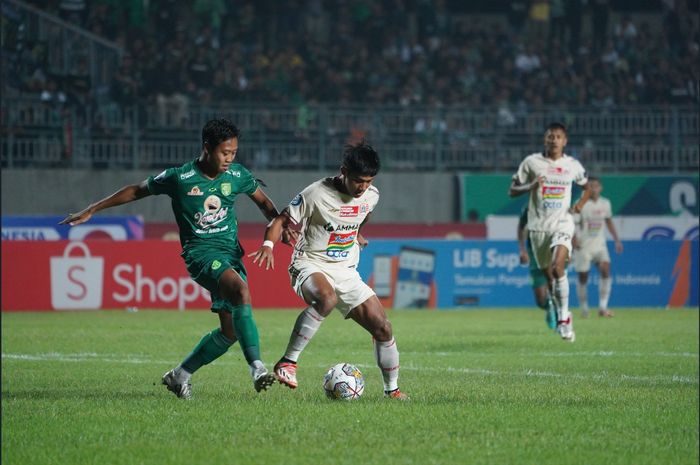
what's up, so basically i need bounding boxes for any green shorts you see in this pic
[182,247,248,313]
[527,240,548,289]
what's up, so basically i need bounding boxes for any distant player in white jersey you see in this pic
[572,177,623,318]
[509,122,590,342]
[249,141,408,400]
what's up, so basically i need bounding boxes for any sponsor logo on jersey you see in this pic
[542,186,565,199]
[228,170,241,177]
[326,231,357,250]
[339,206,359,217]
[187,186,204,196]
[221,183,231,196]
[290,194,302,207]
[360,203,369,214]
[547,166,570,175]
[211,260,222,270]
[194,196,229,229]
[587,221,603,233]
[180,170,196,180]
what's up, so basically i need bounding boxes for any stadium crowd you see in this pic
[8,0,700,118]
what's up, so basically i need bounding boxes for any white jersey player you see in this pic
[573,177,623,318]
[249,142,408,400]
[509,122,590,342]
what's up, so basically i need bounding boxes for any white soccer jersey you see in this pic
[514,152,588,233]
[575,196,612,248]
[286,177,379,266]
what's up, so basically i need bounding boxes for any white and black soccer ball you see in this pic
[323,363,365,400]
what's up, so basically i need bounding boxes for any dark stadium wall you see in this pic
[1,169,458,224]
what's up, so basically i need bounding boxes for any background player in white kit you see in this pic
[509,122,590,342]
[249,142,409,399]
[572,177,623,318]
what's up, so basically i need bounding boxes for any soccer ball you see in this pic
[323,363,365,400]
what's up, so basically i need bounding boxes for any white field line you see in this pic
[3,352,697,385]
[404,351,699,358]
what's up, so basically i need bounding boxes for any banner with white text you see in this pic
[357,240,698,309]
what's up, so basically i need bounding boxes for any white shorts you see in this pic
[288,259,376,318]
[574,243,611,272]
[528,230,573,270]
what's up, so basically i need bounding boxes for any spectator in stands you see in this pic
[110,55,139,108]
[154,60,189,127]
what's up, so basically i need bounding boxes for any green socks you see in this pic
[231,304,261,365]
[181,328,235,374]
[179,304,261,374]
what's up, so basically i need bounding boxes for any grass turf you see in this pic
[2,308,698,465]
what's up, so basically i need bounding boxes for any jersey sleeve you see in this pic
[286,184,316,225]
[573,161,588,186]
[604,198,613,219]
[514,157,531,185]
[237,166,260,196]
[147,168,178,196]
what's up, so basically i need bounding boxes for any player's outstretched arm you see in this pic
[249,187,280,222]
[605,217,624,253]
[357,212,372,249]
[509,176,544,198]
[247,211,294,270]
[249,188,299,246]
[59,181,151,226]
[570,182,590,214]
[517,222,529,264]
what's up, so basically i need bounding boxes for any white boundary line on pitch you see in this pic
[402,351,699,358]
[3,352,697,385]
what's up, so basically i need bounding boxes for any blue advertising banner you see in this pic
[1,216,144,241]
[357,240,698,309]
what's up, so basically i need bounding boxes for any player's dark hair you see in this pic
[587,176,600,183]
[342,141,380,176]
[202,118,240,148]
[546,122,567,135]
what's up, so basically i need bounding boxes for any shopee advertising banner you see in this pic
[357,240,698,308]
[1,240,303,311]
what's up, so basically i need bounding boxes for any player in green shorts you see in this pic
[60,118,292,399]
[517,206,557,329]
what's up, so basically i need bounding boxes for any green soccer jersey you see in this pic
[147,159,259,254]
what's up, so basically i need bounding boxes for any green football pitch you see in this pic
[2,308,698,465]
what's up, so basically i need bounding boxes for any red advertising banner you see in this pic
[1,240,303,311]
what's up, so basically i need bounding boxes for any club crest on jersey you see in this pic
[339,206,359,217]
[360,203,369,213]
[221,183,231,196]
[187,186,204,196]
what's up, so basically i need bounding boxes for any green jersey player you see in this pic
[517,205,557,329]
[61,118,287,399]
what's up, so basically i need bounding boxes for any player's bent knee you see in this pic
[373,319,393,341]
[312,289,338,314]
[222,284,251,305]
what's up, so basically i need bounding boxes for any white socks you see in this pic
[554,275,571,322]
[249,359,265,378]
[174,365,192,383]
[599,277,612,310]
[374,338,400,392]
[284,307,325,362]
[576,281,588,312]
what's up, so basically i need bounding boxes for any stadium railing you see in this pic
[1,99,698,172]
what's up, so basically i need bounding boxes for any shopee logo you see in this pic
[112,264,210,310]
